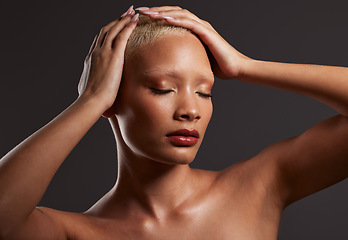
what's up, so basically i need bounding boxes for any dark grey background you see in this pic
[1,0,348,238]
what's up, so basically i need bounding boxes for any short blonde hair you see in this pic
[125,15,193,59]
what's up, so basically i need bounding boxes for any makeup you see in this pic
[166,129,200,146]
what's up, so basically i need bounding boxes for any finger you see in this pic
[137,6,184,20]
[96,20,121,49]
[106,5,134,29]
[145,8,215,32]
[85,34,98,60]
[96,9,136,49]
[143,8,201,24]
[111,16,139,55]
[103,14,137,49]
[159,16,216,46]
[121,5,135,17]
[95,26,113,50]
[144,6,182,11]
[162,16,231,66]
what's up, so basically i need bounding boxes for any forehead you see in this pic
[125,33,214,82]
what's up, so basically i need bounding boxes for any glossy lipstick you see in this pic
[166,129,199,146]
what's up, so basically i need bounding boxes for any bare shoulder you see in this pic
[190,157,284,238]
[190,155,281,199]
[213,143,290,206]
[215,114,348,207]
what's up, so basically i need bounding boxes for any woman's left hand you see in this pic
[138,6,250,80]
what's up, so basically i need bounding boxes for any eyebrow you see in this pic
[143,68,179,79]
[142,67,214,82]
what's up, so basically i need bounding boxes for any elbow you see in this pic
[330,100,348,117]
[338,109,348,118]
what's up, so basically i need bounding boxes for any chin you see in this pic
[157,157,194,166]
[149,148,198,166]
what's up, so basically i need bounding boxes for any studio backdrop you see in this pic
[1,0,348,239]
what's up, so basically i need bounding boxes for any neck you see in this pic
[115,145,194,219]
[108,117,196,219]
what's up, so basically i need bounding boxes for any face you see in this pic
[115,32,214,165]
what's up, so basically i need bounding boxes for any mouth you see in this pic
[166,129,200,138]
[166,129,200,147]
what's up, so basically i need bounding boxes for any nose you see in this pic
[174,91,201,121]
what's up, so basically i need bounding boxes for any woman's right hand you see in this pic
[78,6,138,117]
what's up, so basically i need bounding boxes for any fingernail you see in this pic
[121,5,133,17]
[131,13,139,22]
[162,16,174,20]
[126,5,134,15]
[135,7,150,11]
[144,11,159,15]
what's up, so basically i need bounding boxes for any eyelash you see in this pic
[150,88,173,95]
[150,88,213,98]
[198,92,213,98]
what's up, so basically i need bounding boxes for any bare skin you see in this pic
[1,5,348,240]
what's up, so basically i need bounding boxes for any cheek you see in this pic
[135,103,169,136]
[115,92,177,159]
[209,102,213,119]
[202,102,213,130]
[117,91,174,139]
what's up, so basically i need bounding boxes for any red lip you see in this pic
[166,129,200,138]
[166,129,200,147]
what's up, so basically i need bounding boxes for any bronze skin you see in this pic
[1,5,348,240]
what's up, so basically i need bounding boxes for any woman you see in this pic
[1,5,348,239]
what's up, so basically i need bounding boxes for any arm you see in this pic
[0,8,138,239]
[240,61,348,116]
[142,6,348,116]
[142,6,348,204]
[234,60,348,205]
[0,97,105,239]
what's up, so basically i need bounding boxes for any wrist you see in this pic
[222,47,252,80]
[75,92,111,115]
[236,57,258,81]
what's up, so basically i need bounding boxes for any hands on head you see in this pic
[3,5,348,240]
[78,5,139,118]
[137,6,249,80]
[78,5,248,119]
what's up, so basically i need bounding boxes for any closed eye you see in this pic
[197,92,213,98]
[150,88,173,95]
[150,88,212,98]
